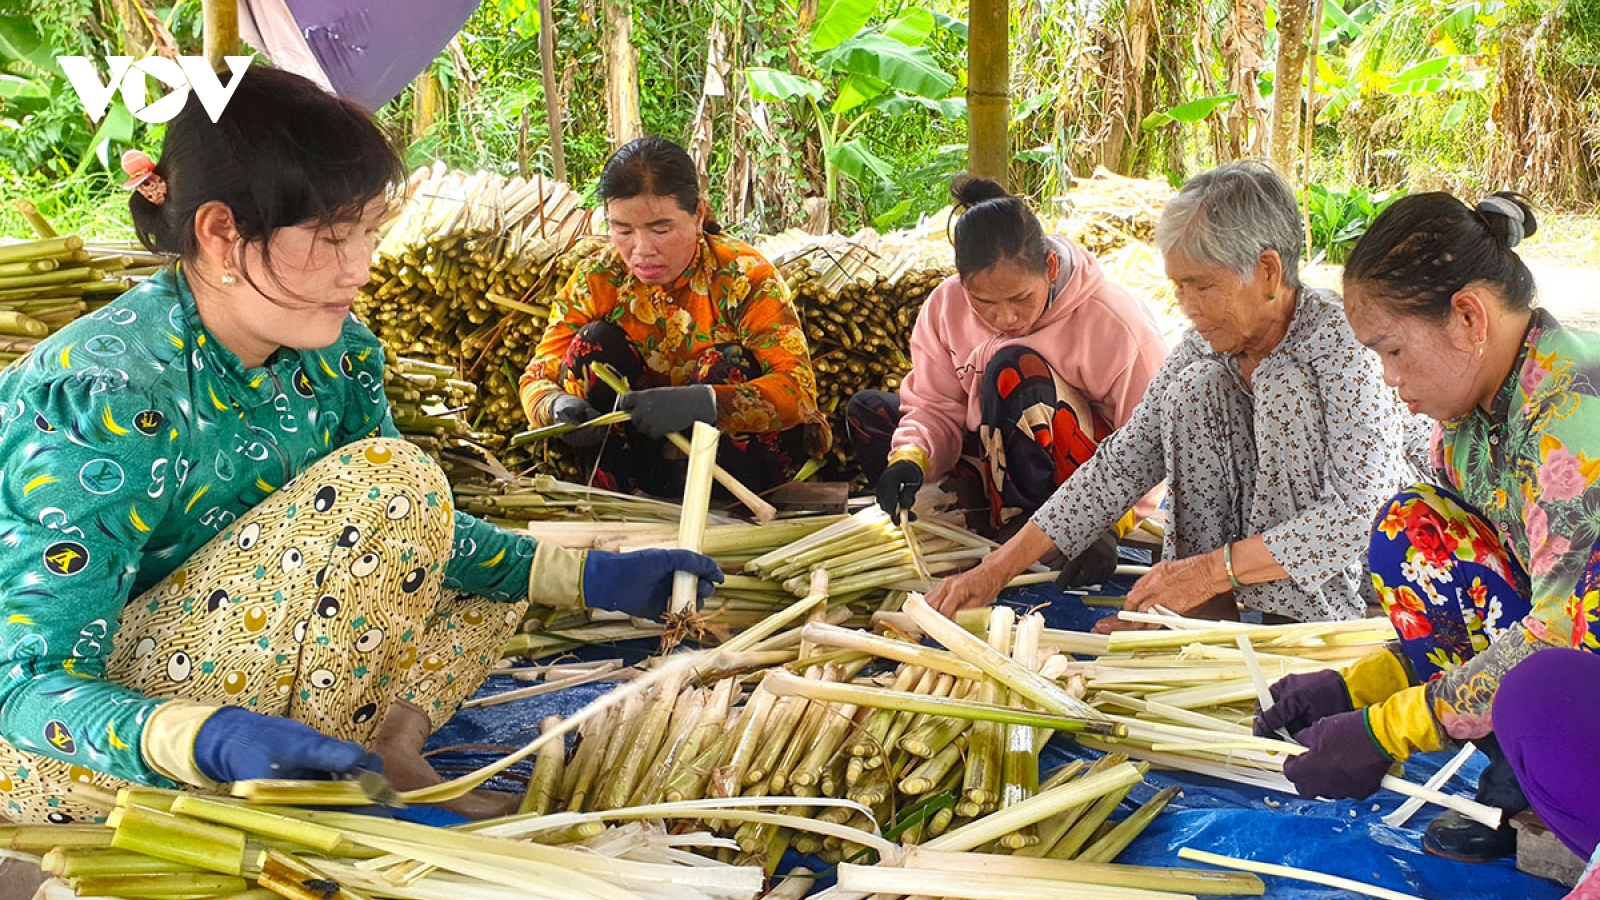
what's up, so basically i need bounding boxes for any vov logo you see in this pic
[57,55,253,125]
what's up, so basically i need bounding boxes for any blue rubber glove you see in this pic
[1254,669,1353,737]
[1281,709,1393,800]
[581,548,725,619]
[552,393,605,448]
[193,707,380,784]
[617,385,716,439]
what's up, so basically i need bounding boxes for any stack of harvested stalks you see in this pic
[353,164,595,468]
[491,592,1272,896]
[0,205,164,369]
[758,230,954,480]
[1042,168,1172,258]
[506,506,1052,657]
[9,598,1281,900]
[876,605,1505,831]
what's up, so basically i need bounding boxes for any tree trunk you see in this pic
[689,21,730,198]
[967,0,1010,185]
[1269,0,1311,179]
[538,0,567,181]
[202,0,239,68]
[601,0,644,149]
[1221,0,1268,158]
[411,70,444,144]
[1095,0,1155,174]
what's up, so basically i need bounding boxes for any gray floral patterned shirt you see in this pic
[1032,288,1425,621]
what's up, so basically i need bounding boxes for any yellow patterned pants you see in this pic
[0,438,525,823]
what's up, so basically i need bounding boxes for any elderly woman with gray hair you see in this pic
[928,161,1421,628]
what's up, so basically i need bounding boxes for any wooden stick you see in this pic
[665,432,777,523]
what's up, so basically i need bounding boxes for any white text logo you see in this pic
[57,56,252,124]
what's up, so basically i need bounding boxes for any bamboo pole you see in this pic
[202,0,239,69]
[538,0,567,181]
[967,0,1010,185]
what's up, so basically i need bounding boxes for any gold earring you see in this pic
[220,268,237,287]
[1476,341,1485,358]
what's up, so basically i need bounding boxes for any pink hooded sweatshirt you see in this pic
[892,237,1167,502]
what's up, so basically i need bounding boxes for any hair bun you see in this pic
[950,175,1011,209]
[1476,193,1537,249]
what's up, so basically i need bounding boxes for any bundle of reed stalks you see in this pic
[352,164,597,470]
[758,231,953,482]
[0,208,166,369]
[871,606,1501,829]
[13,603,1273,900]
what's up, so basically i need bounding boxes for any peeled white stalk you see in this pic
[1177,848,1426,900]
[671,421,720,616]
[904,594,1102,720]
[1382,742,1477,828]
[837,863,1198,900]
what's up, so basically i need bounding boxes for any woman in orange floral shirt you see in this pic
[521,138,829,496]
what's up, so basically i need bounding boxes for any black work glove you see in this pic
[552,393,604,448]
[875,459,924,525]
[1055,530,1120,589]
[617,385,717,439]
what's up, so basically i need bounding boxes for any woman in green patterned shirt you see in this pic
[1259,191,1600,871]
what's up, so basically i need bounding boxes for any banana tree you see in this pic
[745,0,963,213]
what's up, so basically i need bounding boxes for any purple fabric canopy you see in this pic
[245,0,482,111]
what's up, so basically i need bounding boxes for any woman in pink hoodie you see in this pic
[847,177,1167,585]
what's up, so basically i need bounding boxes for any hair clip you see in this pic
[121,149,168,206]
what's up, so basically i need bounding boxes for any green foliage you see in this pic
[1141,93,1241,130]
[1303,182,1406,262]
[743,0,965,222]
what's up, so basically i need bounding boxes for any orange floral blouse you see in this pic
[520,234,831,455]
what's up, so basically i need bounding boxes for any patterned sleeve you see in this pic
[714,253,825,436]
[342,324,536,604]
[1030,339,1198,558]
[520,258,609,427]
[1258,315,1416,591]
[1422,355,1600,742]
[0,378,178,784]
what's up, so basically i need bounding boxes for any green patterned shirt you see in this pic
[0,267,534,785]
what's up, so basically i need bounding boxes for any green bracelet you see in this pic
[1223,542,1245,590]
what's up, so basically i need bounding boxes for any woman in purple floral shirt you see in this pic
[1260,191,1600,882]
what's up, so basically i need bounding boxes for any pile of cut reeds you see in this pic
[353,164,596,469]
[873,606,1503,829]
[0,205,165,369]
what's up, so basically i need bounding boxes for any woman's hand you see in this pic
[927,564,1010,618]
[1092,553,1230,634]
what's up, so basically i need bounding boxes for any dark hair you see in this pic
[949,175,1049,280]
[130,64,402,297]
[1343,191,1539,320]
[596,137,722,235]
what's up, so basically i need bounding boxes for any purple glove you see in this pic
[1282,709,1392,800]
[1254,669,1353,737]
[194,707,380,783]
[617,385,716,439]
[582,548,725,619]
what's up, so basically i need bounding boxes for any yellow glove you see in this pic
[1365,684,1445,761]
[1340,648,1414,709]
